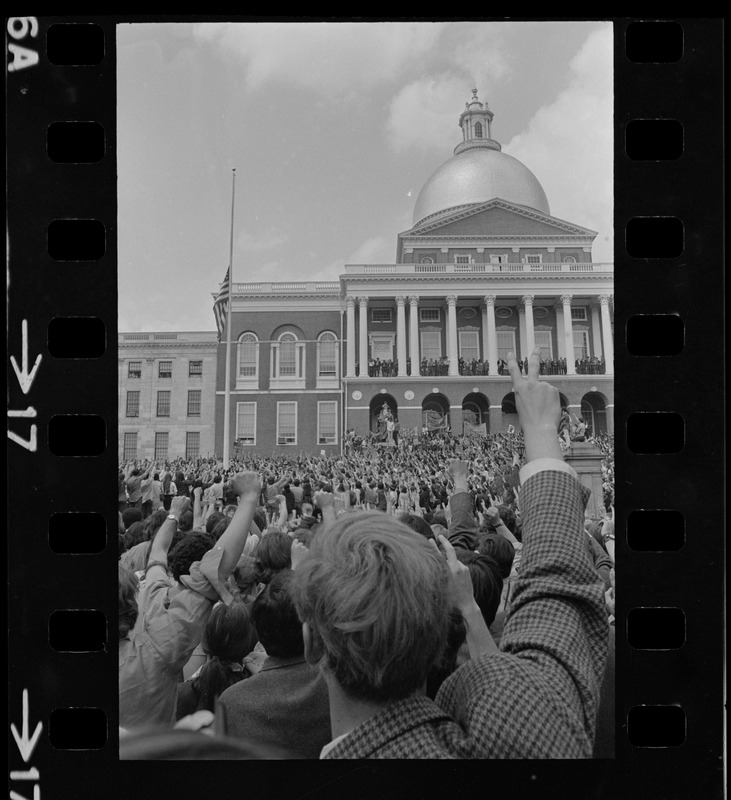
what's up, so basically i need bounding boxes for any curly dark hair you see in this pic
[254,531,292,585]
[252,570,303,658]
[167,532,215,582]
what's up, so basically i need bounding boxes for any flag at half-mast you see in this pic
[213,265,231,342]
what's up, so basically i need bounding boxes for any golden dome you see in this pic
[412,147,551,226]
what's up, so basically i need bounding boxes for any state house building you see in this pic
[213,91,614,457]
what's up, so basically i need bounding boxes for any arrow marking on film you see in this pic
[10,319,42,395]
[10,689,43,763]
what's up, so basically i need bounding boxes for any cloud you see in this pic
[236,228,289,252]
[503,27,614,262]
[193,22,443,95]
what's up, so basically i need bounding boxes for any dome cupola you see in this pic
[412,91,550,226]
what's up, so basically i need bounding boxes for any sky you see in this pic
[117,20,613,332]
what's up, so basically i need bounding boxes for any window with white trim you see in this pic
[371,308,392,323]
[154,432,169,461]
[317,331,338,379]
[571,307,588,321]
[562,256,577,263]
[123,432,138,461]
[125,391,140,418]
[188,360,203,376]
[236,402,257,445]
[128,361,142,379]
[185,432,200,459]
[474,122,483,138]
[277,402,297,445]
[524,254,542,264]
[420,256,434,264]
[458,330,480,361]
[534,330,553,359]
[317,401,338,445]
[237,332,259,382]
[158,361,172,378]
[573,330,590,359]
[420,330,442,360]
[419,308,440,323]
[454,254,471,264]
[271,332,305,386]
[489,254,507,264]
[496,330,516,362]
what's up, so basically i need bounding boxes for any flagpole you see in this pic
[222,168,236,469]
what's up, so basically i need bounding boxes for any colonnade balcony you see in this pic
[344,262,614,275]
[352,356,608,379]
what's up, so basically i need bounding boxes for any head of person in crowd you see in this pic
[167,532,216,583]
[144,509,168,539]
[292,527,315,547]
[400,513,436,543]
[209,517,230,542]
[119,563,140,639]
[118,533,127,560]
[206,511,226,535]
[191,602,259,713]
[224,504,238,519]
[253,509,267,531]
[175,471,185,485]
[455,550,503,627]
[496,505,518,535]
[178,509,194,534]
[290,511,451,704]
[122,507,143,531]
[477,534,515,580]
[252,570,304,658]
[255,531,292,585]
[232,555,260,604]
[162,472,173,494]
[124,521,146,552]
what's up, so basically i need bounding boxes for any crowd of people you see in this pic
[356,355,605,378]
[118,349,616,759]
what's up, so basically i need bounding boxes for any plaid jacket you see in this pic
[324,469,608,759]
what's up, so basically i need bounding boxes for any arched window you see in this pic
[237,332,259,385]
[279,333,297,376]
[271,331,306,387]
[474,122,483,138]
[317,331,339,385]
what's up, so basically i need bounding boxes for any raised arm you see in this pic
[216,472,261,578]
[446,459,479,552]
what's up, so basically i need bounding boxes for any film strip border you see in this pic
[5,16,724,798]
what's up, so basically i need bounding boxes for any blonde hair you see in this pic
[291,511,452,703]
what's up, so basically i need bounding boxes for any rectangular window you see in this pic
[496,330,516,362]
[489,254,507,264]
[122,432,138,461]
[125,390,140,418]
[156,390,171,417]
[455,254,470,264]
[458,330,480,362]
[279,339,297,377]
[318,401,338,445]
[185,432,200,460]
[419,308,441,323]
[128,361,142,379]
[188,360,203,376]
[420,331,442,360]
[158,360,172,378]
[277,402,297,445]
[236,402,257,445]
[371,308,392,323]
[534,330,553,359]
[187,390,201,417]
[573,330,590,359]
[154,432,169,461]
[525,254,542,264]
[571,307,588,321]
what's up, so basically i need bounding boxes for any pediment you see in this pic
[402,199,597,239]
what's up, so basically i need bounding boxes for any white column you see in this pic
[346,297,356,377]
[484,295,498,374]
[446,295,459,376]
[591,302,603,359]
[555,302,566,359]
[358,296,369,377]
[522,294,535,356]
[517,305,527,359]
[599,294,614,375]
[409,295,420,375]
[396,295,408,377]
[562,294,576,375]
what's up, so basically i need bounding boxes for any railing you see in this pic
[232,281,341,293]
[346,262,613,275]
